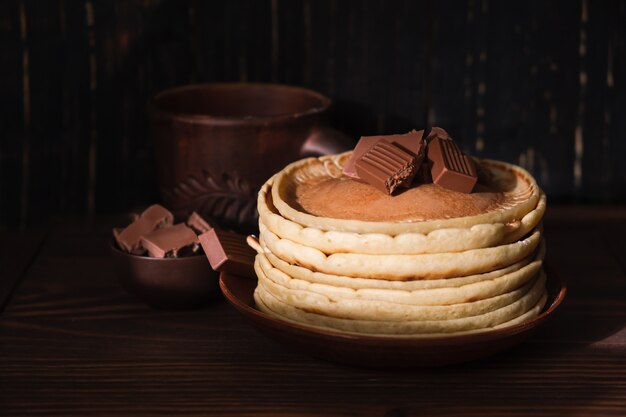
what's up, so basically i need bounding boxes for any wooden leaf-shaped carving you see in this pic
[162,170,258,234]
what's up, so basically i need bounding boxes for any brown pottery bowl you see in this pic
[149,83,353,234]
[111,242,219,310]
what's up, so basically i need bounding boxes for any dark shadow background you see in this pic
[1,0,625,228]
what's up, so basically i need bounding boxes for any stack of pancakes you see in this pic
[249,153,547,336]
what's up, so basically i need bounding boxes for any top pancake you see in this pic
[271,152,540,235]
[294,178,507,222]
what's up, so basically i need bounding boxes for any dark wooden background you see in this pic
[1,0,625,229]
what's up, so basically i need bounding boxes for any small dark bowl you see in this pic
[111,242,219,310]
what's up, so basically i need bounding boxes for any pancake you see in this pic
[252,239,545,291]
[257,261,545,322]
[255,258,544,321]
[271,153,540,235]
[258,177,546,254]
[259,222,541,280]
[255,288,547,337]
[254,245,543,306]
[254,267,547,335]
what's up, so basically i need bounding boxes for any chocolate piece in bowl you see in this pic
[342,130,426,179]
[113,204,174,254]
[427,136,478,194]
[140,223,200,258]
[199,228,256,278]
[186,211,212,234]
[354,139,418,195]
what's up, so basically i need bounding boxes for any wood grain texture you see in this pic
[1,0,626,230]
[0,207,625,416]
[0,230,46,312]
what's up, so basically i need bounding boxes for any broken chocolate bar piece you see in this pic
[342,130,424,179]
[186,211,212,234]
[140,223,200,258]
[427,136,478,193]
[113,204,174,254]
[199,228,256,278]
[141,223,199,258]
[354,139,417,195]
[421,126,452,145]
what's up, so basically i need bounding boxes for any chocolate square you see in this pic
[354,139,417,195]
[113,204,174,254]
[343,130,426,179]
[186,211,212,234]
[140,223,200,258]
[427,137,478,193]
[198,229,256,278]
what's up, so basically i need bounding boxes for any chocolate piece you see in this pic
[354,139,417,195]
[187,211,212,234]
[199,228,256,278]
[342,129,453,180]
[427,137,478,193]
[140,223,200,258]
[415,159,433,184]
[422,126,452,144]
[113,204,174,254]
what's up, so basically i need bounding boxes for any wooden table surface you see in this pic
[1,206,625,416]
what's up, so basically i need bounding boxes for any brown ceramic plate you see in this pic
[220,265,566,368]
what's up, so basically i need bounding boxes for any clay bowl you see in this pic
[111,242,219,310]
[219,265,566,369]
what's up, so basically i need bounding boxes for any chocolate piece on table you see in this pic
[140,223,200,258]
[187,211,212,234]
[199,228,256,278]
[113,204,174,254]
[354,139,417,195]
[342,129,447,180]
[427,136,478,193]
